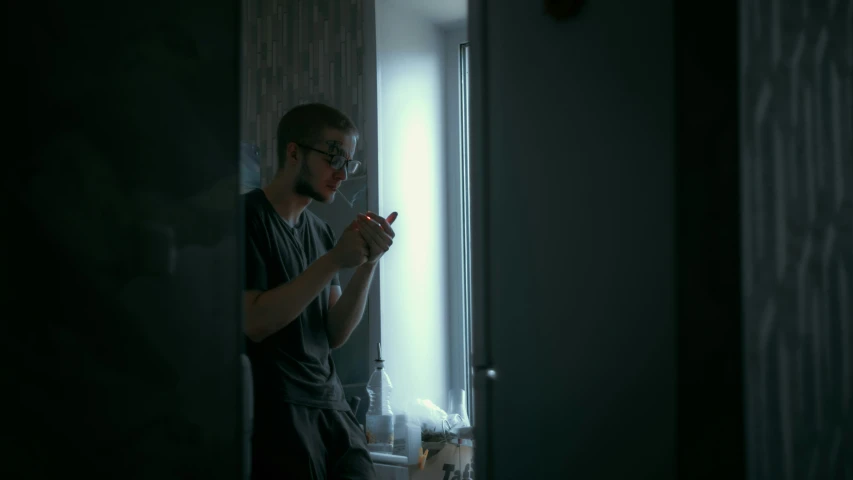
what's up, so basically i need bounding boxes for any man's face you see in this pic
[294,128,357,203]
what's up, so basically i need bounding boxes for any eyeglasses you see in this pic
[296,143,362,175]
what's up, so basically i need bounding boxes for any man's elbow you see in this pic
[243,305,269,343]
[244,315,270,342]
[244,324,268,343]
[328,331,348,350]
[243,291,269,342]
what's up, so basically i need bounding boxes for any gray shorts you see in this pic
[250,403,376,480]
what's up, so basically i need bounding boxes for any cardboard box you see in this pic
[409,444,474,480]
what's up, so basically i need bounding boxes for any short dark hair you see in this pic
[276,103,359,168]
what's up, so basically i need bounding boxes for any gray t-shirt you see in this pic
[243,188,348,411]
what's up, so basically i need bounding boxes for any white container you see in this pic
[392,414,422,464]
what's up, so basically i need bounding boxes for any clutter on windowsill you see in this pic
[363,344,474,476]
[409,392,473,461]
[411,414,474,479]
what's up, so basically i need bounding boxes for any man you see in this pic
[243,103,396,479]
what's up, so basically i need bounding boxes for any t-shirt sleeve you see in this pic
[245,217,268,291]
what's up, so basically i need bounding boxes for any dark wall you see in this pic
[8,0,244,478]
[740,1,853,479]
[675,1,744,479]
[240,0,370,183]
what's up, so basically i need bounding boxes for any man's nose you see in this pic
[333,168,347,181]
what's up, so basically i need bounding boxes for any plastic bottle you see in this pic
[365,343,394,453]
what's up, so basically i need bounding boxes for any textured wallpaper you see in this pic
[740,1,853,479]
[241,0,367,185]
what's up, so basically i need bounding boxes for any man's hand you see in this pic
[354,211,397,264]
[326,213,395,348]
[330,226,370,268]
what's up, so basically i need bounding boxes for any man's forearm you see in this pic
[245,253,340,342]
[327,262,377,349]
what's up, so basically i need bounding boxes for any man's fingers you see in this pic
[358,217,391,251]
[365,211,397,237]
[356,218,381,246]
[358,218,387,250]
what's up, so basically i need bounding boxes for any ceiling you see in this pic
[381,0,467,27]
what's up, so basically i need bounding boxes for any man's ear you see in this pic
[285,142,302,166]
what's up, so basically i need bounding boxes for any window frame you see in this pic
[447,39,474,423]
